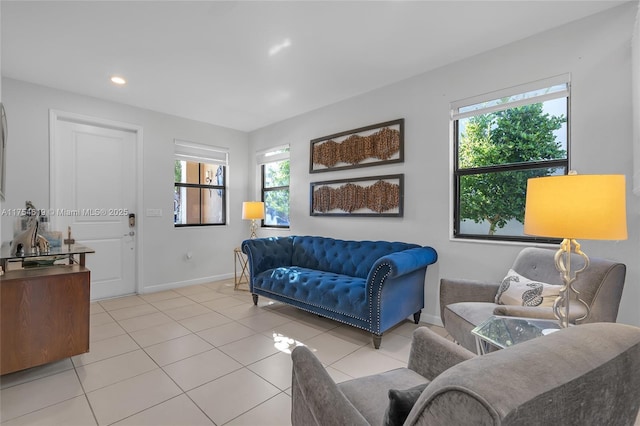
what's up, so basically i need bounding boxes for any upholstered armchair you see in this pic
[291,323,640,425]
[440,247,626,352]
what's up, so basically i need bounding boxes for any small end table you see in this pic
[233,247,249,290]
[471,315,562,355]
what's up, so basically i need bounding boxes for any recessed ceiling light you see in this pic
[269,39,291,56]
[110,76,127,85]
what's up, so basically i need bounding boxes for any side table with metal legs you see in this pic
[233,247,249,290]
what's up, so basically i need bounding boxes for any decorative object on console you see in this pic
[310,119,404,173]
[63,225,76,245]
[524,172,627,328]
[11,201,50,256]
[310,174,403,217]
[242,201,265,239]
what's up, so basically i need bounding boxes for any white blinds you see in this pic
[174,139,228,165]
[451,74,570,121]
[256,145,289,165]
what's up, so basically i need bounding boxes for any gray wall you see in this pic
[248,3,640,326]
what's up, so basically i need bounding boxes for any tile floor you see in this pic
[0,278,449,426]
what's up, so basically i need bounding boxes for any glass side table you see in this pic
[471,315,562,355]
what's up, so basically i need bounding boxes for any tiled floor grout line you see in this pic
[85,291,231,424]
[93,295,282,424]
[168,288,306,424]
[86,300,273,425]
[88,293,300,425]
[75,369,100,426]
[221,390,290,426]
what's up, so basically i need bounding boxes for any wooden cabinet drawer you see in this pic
[1,266,90,375]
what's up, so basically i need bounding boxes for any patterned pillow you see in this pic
[495,269,562,307]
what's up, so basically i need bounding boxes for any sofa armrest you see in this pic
[408,327,475,381]
[439,278,500,323]
[493,302,587,322]
[242,237,293,279]
[492,305,556,320]
[291,346,369,426]
[370,246,438,280]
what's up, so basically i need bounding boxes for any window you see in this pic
[452,76,569,242]
[258,146,290,228]
[174,140,228,227]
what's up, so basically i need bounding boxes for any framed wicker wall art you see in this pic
[310,174,404,217]
[309,119,404,173]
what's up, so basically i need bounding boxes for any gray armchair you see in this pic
[440,247,626,352]
[291,323,640,425]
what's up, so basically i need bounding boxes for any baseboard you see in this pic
[419,312,443,327]
[141,273,234,294]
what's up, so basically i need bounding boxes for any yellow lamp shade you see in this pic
[242,201,265,220]
[524,174,627,240]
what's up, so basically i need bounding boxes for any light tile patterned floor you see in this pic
[0,278,447,425]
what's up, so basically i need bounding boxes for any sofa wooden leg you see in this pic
[413,310,421,324]
[372,334,382,349]
[252,294,258,305]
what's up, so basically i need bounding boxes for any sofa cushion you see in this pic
[495,269,561,307]
[253,267,368,319]
[291,236,418,279]
[339,368,428,425]
[384,382,429,426]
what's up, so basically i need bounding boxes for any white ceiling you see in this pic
[1,1,628,132]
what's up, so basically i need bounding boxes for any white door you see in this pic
[51,113,138,300]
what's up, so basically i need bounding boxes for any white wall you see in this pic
[633,1,640,194]
[1,4,3,247]
[249,3,640,327]
[1,79,250,292]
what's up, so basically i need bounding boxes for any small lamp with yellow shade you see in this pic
[242,201,265,239]
[524,172,627,328]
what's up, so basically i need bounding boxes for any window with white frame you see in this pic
[174,140,228,226]
[452,76,570,242]
[257,145,290,228]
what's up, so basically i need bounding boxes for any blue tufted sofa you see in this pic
[241,236,438,348]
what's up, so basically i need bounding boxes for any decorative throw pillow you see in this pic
[383,382,429,426]
[495,269,562,307]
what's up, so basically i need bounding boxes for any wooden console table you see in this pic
[1,244,94,375]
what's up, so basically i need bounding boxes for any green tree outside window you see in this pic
[454,82,569,241]
[263,159,290,227]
